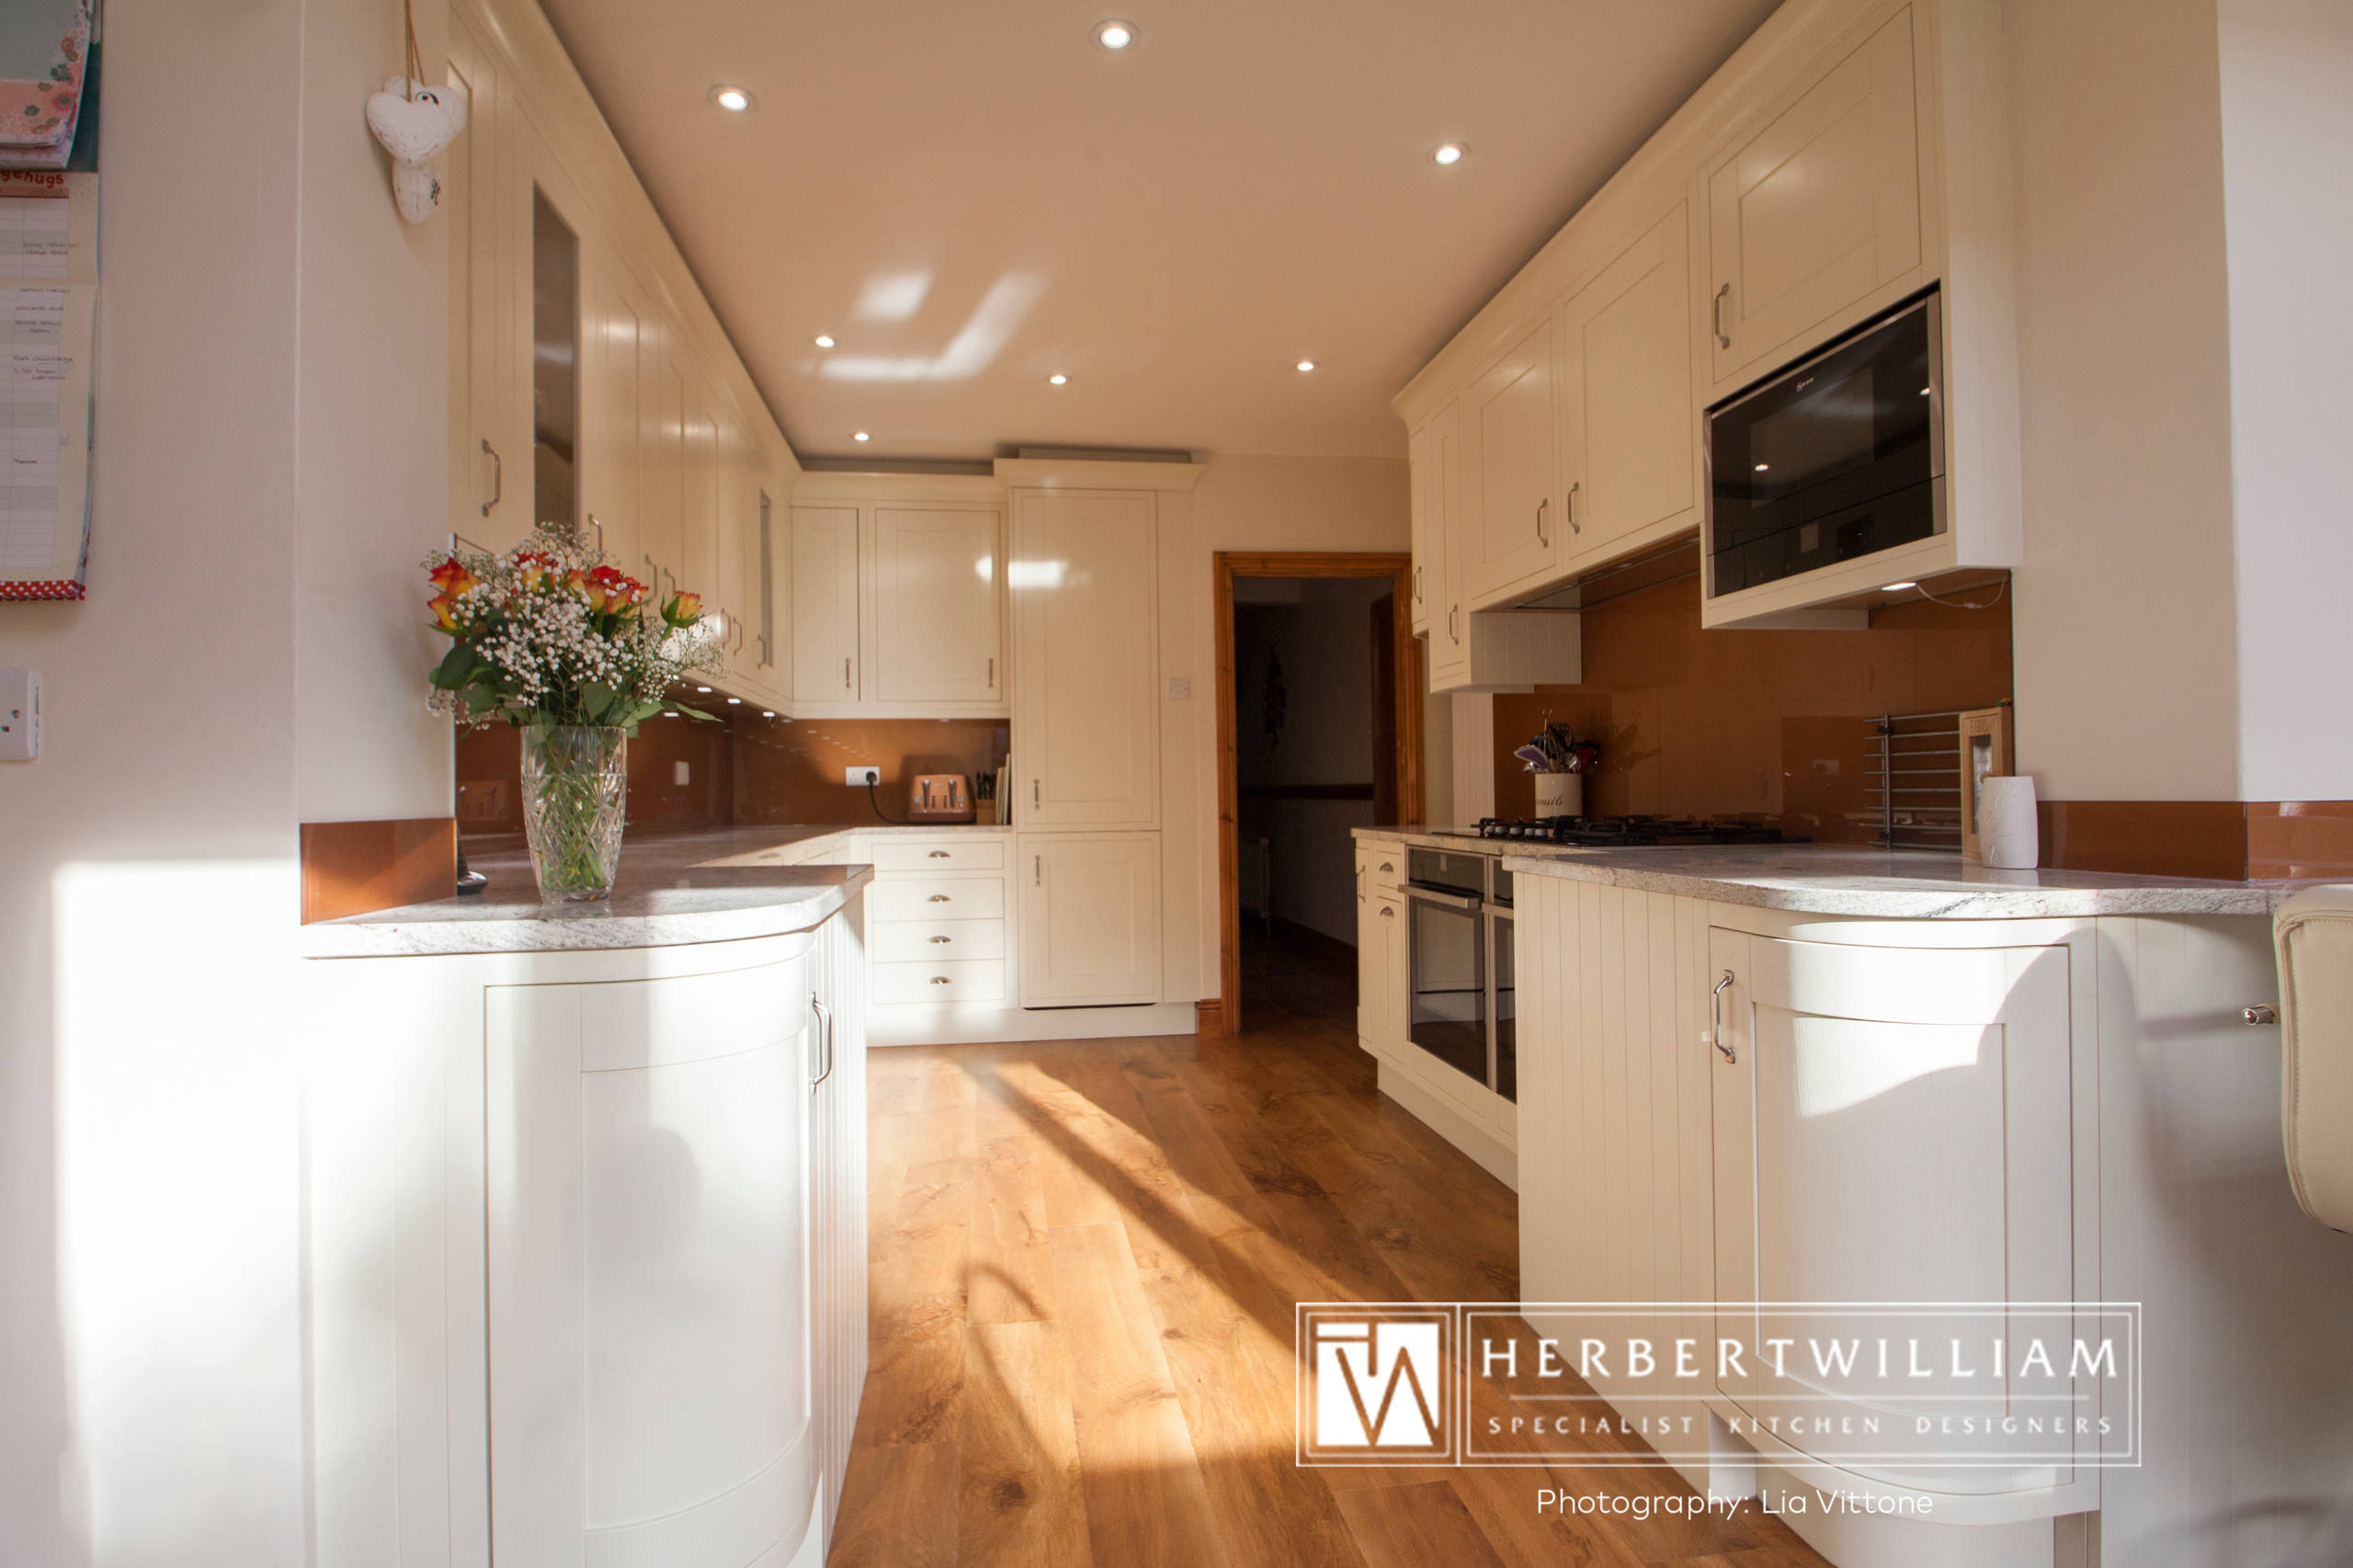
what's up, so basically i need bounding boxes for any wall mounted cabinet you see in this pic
[1701,6,1924,395]
[785,481,1008,720]
[1555,202,1699,573]
[1392,0,2022,633]
[873,507,1005,707]
[1415,401,1583,694]
[446,0,800,714]
[790,506,861,707]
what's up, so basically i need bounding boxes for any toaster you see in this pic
[906,773,974,824]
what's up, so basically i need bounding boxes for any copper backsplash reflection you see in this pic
[457,715,737,839]
[457,714,1010,843]
[735,718,1006,826]
[1492,573,2013,837]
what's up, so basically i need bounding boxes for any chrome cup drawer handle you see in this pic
[930,975,951,985]
[928,893,951,903]
[929,849,950,858]
[929,935,952,944]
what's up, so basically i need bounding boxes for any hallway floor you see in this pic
[830,937,1829,1568]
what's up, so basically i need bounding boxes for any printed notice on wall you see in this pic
[0,168,94,602]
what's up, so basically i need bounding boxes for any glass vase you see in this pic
[518,724,628,902]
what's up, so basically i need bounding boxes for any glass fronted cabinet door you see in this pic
[531,188,579,539]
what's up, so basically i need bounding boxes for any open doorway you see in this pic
[1212,552,1420,1036]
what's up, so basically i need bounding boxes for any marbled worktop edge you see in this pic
[1351,827,2293,917]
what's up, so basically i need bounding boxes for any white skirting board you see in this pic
[1375,1061,1518,1190]
[868,999,1199,1047]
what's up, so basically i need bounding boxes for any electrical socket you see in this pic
[845,766,880,787]
[0,668,36,761]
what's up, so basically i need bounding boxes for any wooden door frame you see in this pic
[1209,551,1422,1037]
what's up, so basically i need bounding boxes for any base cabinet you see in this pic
[304,905,868,1568]
[1355,844,1406,1054]
[1017,832,1162,1006]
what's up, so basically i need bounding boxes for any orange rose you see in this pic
[663,590,704,628]
[514,551,557,589]
[428,593,463,631]
[427,557,476,597]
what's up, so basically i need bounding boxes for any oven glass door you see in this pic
[1408,889,1487,1086]
[1707,291,1940,596]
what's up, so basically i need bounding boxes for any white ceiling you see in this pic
[537,0,1778,463]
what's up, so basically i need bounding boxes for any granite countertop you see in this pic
[1352,826,2295,917]
[300,824,972,959]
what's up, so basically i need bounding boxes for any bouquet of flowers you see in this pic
[420,524,723,901]
[420,523,721,732]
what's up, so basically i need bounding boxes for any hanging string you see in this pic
[403,0,424,98]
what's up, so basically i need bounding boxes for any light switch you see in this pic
[0,668,36,761]
[1166,676,1190,700]
[673,760,690,786]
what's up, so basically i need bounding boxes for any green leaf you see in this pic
[667,705,722,723]
[428,643,479,690]
[463,682,503,715]
[581,682,619,724]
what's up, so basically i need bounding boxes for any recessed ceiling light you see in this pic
[761,710,777,718]
[726,697,742,704]
[1754,462,1770,472]
[813,334,835,348]
[696,686,713,693]
[1048,372,1069,385]
[1296,359,1318,373]
[1093,17,1137,50]
[1881,580,1918,592]
[1431,142,1467,166]
[709,85,754,112]
[853,430,870,442]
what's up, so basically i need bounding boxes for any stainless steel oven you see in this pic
[1404,847,1515,1104]
[1706,290,1943,597]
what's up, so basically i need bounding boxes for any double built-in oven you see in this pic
[1403,846,1515,1105]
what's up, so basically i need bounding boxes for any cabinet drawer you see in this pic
[1360,844,1405,894]
[871,959,1007,1006]
[871,838,1006,873]
[870,919,1007,963]
[870,877,1006,923]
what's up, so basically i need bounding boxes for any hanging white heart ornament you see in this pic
[367,76,467,223]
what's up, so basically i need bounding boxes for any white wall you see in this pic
[2005,0,2242,801]
[295,0,457,820]
[1186,454,1411,997]
[2217,0,2353,802]
[0,3,453,1565]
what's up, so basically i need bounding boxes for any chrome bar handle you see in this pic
[585,513,605,553]
[1567,481,1582,535]
[843,656,851,690]
[480,438,502,516]
[1713,283,1733,350]
[809,995,834,1092]
[1711,971,1737,1063]
[1536,496,1548,545]
[2245,1005,2279,1026]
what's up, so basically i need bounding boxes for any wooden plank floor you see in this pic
[831,925,1832,1568]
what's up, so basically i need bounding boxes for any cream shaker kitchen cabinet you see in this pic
[1462,315,1562,608]
[1355,843,1405,1057]
[1018,833,1163,1006]
[872,506,1006,708]
[1555,203,1699,570]
[481,920,870,1568]
[1706,923,2092,1515]
[1406,419,1436,636]
[1416,401,1583,695]
[1702,5,1924,393]
[1012,490,1159,828]
[790,506,861,705]
[444,10,525,551]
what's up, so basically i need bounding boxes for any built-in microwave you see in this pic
[1705,290,1943,598]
